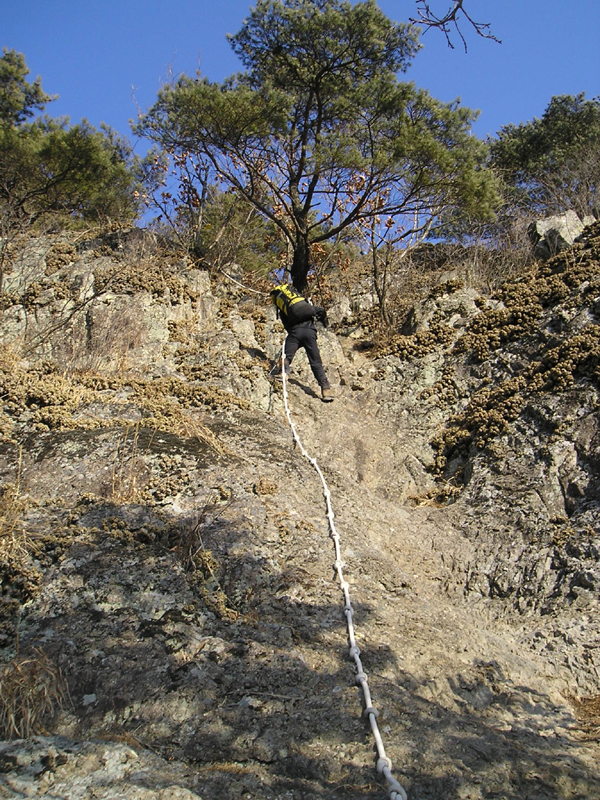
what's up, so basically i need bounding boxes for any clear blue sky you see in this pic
[4,0,600,156]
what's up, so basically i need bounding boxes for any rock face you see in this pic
[1,227,600,799]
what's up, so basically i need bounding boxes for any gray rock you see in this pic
[528,210,587,260]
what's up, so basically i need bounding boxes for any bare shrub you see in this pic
[472,212,536,290]
[393,217,535,306]
[70,303,146,374]
[176,500,239,621]
[116,228,162,262]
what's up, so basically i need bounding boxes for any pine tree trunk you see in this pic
[291,234,310,291]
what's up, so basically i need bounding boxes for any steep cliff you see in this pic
[1,226,600,799]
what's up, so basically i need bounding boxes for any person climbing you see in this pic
[269,284,335,402]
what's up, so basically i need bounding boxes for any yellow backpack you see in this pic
[270,284,315,324]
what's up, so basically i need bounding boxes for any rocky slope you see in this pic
[1,226,600,799]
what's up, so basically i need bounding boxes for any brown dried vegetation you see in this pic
[432,221,600,484]
[0,648,68,739]
[379,312,456,360]
[93,261,198,304]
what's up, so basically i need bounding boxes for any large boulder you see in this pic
[527,210,593,260]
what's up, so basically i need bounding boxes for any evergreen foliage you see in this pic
[135,0,497,289]
[490,93,600,219]
[0,119,140,226]
[0,49,140,254]
[0,48,55,127]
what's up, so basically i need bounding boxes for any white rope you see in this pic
[279,337,408,800]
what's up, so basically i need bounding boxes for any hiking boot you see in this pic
[321,387,335,402]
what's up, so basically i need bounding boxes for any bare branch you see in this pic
[410,1,501,51]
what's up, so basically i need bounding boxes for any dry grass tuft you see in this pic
[109,422,154,503]
[178,414,227,456]
[0,481,30,564]
[0,648,68,739]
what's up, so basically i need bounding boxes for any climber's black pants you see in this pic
[284,322,330,389]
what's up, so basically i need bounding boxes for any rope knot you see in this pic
[389,781,408,800]
[364,705,379,718]
[349,645,361,658]
[377,756,392,773]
